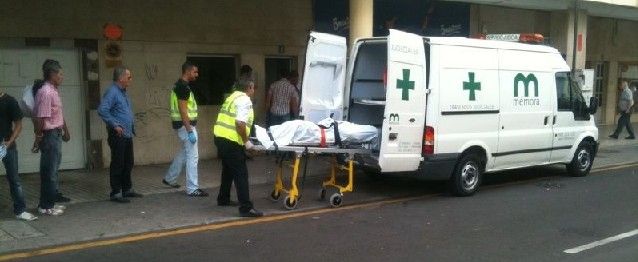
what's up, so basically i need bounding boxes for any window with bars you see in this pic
[593,62,607,108]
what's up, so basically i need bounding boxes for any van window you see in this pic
[556,72,572,111]
[555,72,590,120]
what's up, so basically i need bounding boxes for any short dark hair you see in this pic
[42,59,62,81]
[182,61,196,74]
[279,69,289,78]
[113,65,129,82]
[240,65,252,75]
[33,59,62,96]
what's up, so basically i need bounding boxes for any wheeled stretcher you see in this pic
[254,143,371,210]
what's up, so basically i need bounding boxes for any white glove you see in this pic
[244,140,254,150]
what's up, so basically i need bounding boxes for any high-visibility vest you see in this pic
[170,89,198,122]
[213,91,254,145]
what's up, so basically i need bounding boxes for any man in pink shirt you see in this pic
[33,59,70,216]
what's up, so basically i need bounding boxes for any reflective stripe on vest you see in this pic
[213,91,254,145]
[170,90,198,122]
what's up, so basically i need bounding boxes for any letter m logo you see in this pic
[514,73,539,97]
[389,113,400,123]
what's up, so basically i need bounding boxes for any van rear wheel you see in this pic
[450,154,482,196]
[567,142,594,177]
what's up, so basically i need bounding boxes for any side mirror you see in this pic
[589,97,599,114]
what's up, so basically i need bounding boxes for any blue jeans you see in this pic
[165,126,199,194]
[2,146,27,215]
[39,129,62,209]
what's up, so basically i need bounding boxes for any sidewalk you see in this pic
[0,123,637,254]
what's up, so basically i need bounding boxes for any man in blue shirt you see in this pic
[98,66,142,203]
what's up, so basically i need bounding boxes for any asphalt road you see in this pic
[15,166,638,262]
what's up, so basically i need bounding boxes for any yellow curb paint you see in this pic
[3,162,638,261]
[0,195,431,261]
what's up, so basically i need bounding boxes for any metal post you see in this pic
[572,0,579,74]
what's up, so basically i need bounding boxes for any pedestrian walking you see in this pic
[33,59,70,215]
[609,81,635,139]
[213,78,263,217]
[163,61,209,197]
[0,90,37,221]
[265,70,298,126]
[98,66,143,203]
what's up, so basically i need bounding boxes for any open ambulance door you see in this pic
[299,32,347,123]
[378,29,428,172]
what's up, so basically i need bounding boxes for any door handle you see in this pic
[553,115,557,125]
[544,116,549,125]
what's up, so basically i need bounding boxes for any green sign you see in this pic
[463,72,481,101]
[396,69,414,101]
[514,73,538,97]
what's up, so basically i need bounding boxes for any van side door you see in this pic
[378,29,427,172]
[550,71,590,162]
[494,50,554,168]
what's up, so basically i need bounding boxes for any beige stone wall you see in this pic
[587,17,638,124]
[0,0,313,165]
[470,5,551,36]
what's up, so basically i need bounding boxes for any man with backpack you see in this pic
[1,89,38,221]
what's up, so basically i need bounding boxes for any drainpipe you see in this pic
[571,0,578,74]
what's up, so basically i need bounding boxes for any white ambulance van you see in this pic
[299,29,599,196]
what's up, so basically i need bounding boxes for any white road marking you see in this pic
[564,229,638,254]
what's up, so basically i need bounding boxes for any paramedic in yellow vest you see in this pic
[163,62,209,197]
[213,78,262,217]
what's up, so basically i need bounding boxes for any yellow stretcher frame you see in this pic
[258,145,371,210]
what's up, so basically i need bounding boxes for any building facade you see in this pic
[0,0,636,174]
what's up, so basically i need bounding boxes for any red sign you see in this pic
[103,23,123,40]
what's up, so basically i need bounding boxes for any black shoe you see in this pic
[239,208,263,217]
[626,136,636,139]
[187,189,209,197]
[56,193,71,203]
[609,134,619,139]
[162,179,180,188]
[110,196,130,203]
[123,191,144,198]
[218,200,239,207]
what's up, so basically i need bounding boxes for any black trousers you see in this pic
[107,130,134,196]
[613,112,635,137]
[214,137,253,212]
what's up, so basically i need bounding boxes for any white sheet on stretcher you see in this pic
[254,119,378,150]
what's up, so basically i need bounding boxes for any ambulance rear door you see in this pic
[378,29,428,172]
[299,32,347,123]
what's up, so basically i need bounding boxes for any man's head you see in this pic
[42,59,63,86]
[240,65,253,77]
[620,81,629,91]
[279,69,289,79]
[113,66,132,89]
[182,61,199,82]
[288,70,299,86]
[236,78,255,98]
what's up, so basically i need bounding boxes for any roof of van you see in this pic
[357,36,561,54]
[427,37,560,54]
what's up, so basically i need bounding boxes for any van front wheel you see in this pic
[567,142,594,177]
[450,154,482,196]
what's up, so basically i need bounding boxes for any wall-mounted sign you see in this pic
[103,23,123,41]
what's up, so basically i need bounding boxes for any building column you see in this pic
[550,9,588,70]
[349,0,373,47]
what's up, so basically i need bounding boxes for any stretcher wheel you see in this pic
[284,196,298,210]
[269,190,281,202]
[319,188,327,201]
[329,193,343,208]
